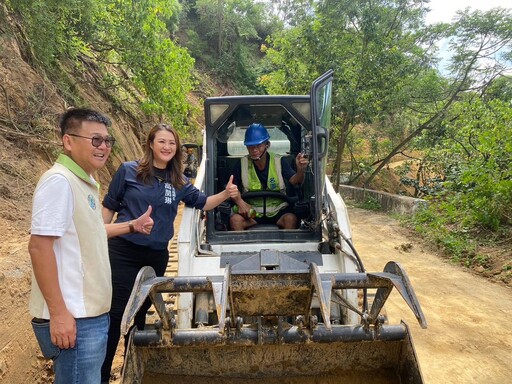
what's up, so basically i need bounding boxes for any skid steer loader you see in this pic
[120,70,427,383]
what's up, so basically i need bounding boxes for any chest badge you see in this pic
[88,194,96,210]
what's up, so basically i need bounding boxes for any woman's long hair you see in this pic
[136,123,186,189]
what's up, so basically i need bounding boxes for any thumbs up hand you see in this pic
[134,205,154,235]
[225,175,239,199]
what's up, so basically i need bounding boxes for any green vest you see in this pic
[29,154,111,318]
[240,153,288,217]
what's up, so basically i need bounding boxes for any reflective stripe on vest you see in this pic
[240,153,287,217]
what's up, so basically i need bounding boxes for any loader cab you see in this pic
[204,70,333,245]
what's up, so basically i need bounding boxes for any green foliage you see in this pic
[259,26,318,95]
[408,96,512,264]
[264,0,314,27]
[260,0,441,189]
[8,0,97,67]
[263,0,433,108]
[407,204,478,261]
[90,0,194,126]
[7,0,194,127]
[356,195,382,211]
[179,0,277,92]
[261,2,512,201]
[445,8,512,88]
[425,98,512,230]
[396,161,444,197]
[484,76,512,103]
[408,201,510,270]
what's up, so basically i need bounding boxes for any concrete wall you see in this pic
[337,184,426,215]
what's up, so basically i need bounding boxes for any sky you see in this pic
[425,0,511,72]
[426,0,511,24]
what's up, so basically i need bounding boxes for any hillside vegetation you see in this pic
[0,1,511,285]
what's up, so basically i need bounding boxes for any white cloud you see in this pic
[426,0,511,24]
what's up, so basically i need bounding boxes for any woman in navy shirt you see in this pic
[100,123,237,383]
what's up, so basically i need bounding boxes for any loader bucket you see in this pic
[122,321,422,384]
[120,261,426,384]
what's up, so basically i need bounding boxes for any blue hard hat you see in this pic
[244,123,270,146]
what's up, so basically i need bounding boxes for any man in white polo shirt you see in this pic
[28,108,153,384]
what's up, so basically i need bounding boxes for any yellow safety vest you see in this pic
[240,153,288,217]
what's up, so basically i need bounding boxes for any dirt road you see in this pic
[0,207,511,383]
[348,207,512,384]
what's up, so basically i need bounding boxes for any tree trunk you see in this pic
[333,117,351,192]
[217,0,223,57]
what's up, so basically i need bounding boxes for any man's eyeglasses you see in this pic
[67,133,116,148]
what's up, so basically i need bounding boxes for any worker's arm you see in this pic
[28,235,76,349]
[289,153,308,185]
[103,206,154,237]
